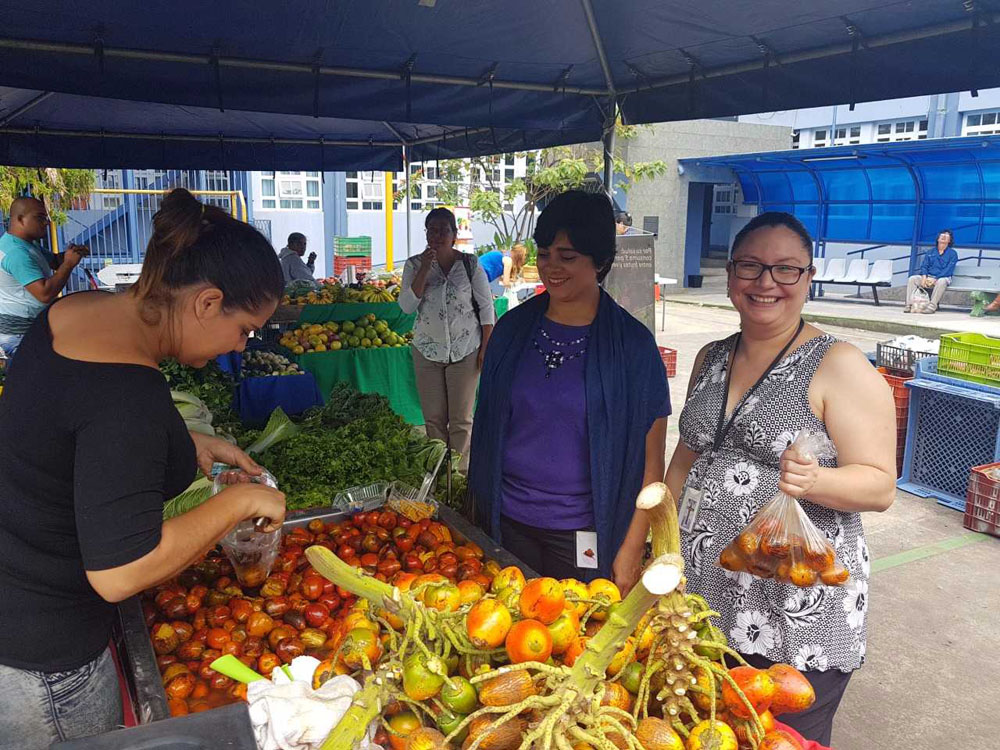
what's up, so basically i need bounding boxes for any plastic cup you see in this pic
[213,469,281,588]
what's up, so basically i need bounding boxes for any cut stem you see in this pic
[636,482,680,557]
[319,674,383,750]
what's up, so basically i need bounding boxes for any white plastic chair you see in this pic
[865,259,894,286]
[815,258,845,282]
[841,259,870,283]
[811,257,826,280]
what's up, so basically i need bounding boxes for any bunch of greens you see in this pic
[159,358,239,431]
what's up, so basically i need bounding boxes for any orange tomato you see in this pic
[721,666,775,719]
[457,579,485,605]
[392,572,418,591]
[562,637,587,666]
[547,610,581,656]
[341,610,379,635]
[466,599,513,649]
[490,566,526,594]
[505,619,553,664]
[518,577,566,624]
[422,583,461,612]
[586,578,621,621]
[560,578,590,618]
[387,710,421,750]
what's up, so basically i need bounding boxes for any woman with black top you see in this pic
[0,189,287,748]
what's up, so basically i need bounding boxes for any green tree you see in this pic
[0,167,96,224]
[414,123,668,251]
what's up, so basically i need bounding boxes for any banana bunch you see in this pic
[171,390,215,436]
[358,285,396,303]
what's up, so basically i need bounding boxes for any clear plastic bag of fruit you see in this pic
[719,430,850,588]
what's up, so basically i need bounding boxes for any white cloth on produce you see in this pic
[247,659,380,750]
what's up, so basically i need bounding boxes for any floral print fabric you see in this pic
[399,253,496,364]
[678,334,868,672]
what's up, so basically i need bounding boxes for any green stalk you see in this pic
[319,674,383,750]
[568,554,683,695]
[306,545,411,615]
[636,482,680,557]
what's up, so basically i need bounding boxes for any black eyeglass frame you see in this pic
[728,260,814,285]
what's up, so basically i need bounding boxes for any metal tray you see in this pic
[116,503,535,726]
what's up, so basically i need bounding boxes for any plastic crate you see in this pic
[898,378,1000,510]
[876,341,936,375]
[965,463,1000,537]
[938,332,1000,387]
[333,236,372,257]
[658,346,677,378]
[913,356,1000,396]
[333,255,372,275]
[879,367,913,479]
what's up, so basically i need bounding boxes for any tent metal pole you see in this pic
[602,109,616,200]
[404,146,412,259]
[579,0,616,94]
[0,125,400,147]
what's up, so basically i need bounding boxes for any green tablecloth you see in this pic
[294,346,424,425]
[298,297,508,333]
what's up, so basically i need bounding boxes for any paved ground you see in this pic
[654,302,1000,750]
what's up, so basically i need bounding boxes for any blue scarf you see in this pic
[467,290,668,578]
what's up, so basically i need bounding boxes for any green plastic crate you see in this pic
[333,236,372,257]
[938,332,1000,386]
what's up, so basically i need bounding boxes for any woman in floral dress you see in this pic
[665,212,897,746]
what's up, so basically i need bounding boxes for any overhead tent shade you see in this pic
[681,136,1000,249]
[3,1,1000,169]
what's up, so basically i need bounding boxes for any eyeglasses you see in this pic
[731,260,812,285]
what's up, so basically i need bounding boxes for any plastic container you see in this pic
[965,462,1000,537]
[878,367,912,478]
[876,341,935,375]
[332,481,390,512]
[213,469,282,587]
[898,378,1000,510]
[912,356,1000,395]
[333,236,372,257]
[658,346,677,378]
[937,332,1000,387]
[386,479,439,521]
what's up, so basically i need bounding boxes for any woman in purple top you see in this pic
[468,192,671,593]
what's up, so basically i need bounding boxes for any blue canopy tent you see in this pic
[2,1,1000,172]
[680,135,1000,278]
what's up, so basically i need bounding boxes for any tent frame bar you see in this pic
[1,12,994,108]
[0,37,606,96]
[0,90,53,127]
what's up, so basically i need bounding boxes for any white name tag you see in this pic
[575,531,599,569]
[679,485,705,533]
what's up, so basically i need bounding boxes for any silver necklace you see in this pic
[532,328,590,378]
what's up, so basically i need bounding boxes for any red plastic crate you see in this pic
[658,346,677,378]
[333,255,372,275]
[965,462,1000,537]
[879,367,912,479]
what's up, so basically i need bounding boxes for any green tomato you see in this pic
[436,707,468,743]
[440,676,478,715]
[693,622,727,661]
[619,661,644,695]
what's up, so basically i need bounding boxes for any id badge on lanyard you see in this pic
[679,453,714,533]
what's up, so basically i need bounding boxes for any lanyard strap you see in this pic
[712,318,805,453]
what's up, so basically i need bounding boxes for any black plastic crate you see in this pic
[876,342,936,375]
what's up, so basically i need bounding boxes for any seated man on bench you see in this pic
[904,229,958,314]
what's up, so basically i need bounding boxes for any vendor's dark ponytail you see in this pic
[132,188,283,313]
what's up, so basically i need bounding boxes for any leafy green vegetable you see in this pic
[163,475,214,520]
[245,407,299,456]
[160,358,238,430]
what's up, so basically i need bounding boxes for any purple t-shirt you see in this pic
[501,317,595,530]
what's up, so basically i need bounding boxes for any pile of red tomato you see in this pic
[141,510,495,717]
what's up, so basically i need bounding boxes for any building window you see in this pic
[258,171,321,211]
[95,170,124,209]
[713,183,737,214]
[875,118,928,143]
[964,110,1000,135]
[834,126,862,146]
[813,129,828,148]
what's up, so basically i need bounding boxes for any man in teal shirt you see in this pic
[0,197,87,355]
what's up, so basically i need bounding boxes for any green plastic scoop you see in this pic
[210,654,267,684]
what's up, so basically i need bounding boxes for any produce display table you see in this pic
[294,346,424,425]
[113,505,535,730]
[276,297,509,334]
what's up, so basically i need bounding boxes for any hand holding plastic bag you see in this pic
[719,430,850,588]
